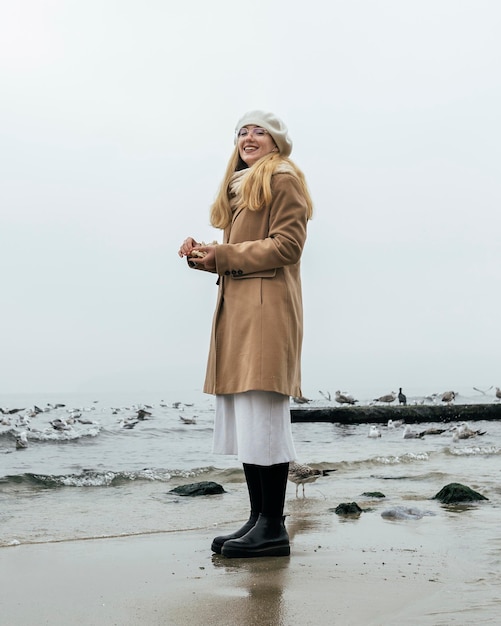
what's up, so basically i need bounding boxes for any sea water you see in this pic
[1,388,500,554]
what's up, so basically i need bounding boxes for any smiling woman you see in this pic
[178,110,313,559]
[237,125,277,166]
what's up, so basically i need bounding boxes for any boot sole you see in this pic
[221,544,290,558]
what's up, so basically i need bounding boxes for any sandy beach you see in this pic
[2,507,498,626]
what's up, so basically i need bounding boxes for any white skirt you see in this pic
[212,390,297,466]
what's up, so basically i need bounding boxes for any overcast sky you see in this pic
[1,0,500,400]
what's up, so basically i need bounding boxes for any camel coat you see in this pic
[203,171,309,397]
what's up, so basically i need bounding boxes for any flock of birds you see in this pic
[305,386,501,406]
[0,400,198,449]
[288,417,489,498]
[0,403,100,449]
[367,419,487,441]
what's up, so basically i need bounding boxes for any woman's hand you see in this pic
[178,237,199,258]
[190,245,217,273]
[179,238,217,273]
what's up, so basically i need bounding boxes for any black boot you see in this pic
[211,512,259,554]
[221,514,290,558]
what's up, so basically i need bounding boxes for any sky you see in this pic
[1,0,500,400]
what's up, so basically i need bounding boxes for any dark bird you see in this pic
[398,388,407,405]
[288,462,336,497]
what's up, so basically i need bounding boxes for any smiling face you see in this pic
[237,125,278,167]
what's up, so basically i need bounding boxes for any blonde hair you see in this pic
[210,148,313,229]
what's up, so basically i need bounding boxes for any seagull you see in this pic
[473,386,493,395]
[179,415,197,424]
[387,419,404,429]
[403,425,425,439]
[15,431,29,449]
[420,426,447,436]
[496,387,501,401]
[374,392,397,404]
[50,418,70,431]
[451,422,486,441]
[441,391,456,404]
[292,396,311,404]
[335,390,358,405]
[368,425,382,438]
[288,462,336,497]
[398,388,407,405]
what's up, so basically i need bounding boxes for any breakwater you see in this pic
[291,403,501,424]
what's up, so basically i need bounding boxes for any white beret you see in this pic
[235,110,293,157]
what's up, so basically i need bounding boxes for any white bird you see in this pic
[403,425,425,439]
[496,387,501,401]
[335,390,358,405]
[288,462,336,497]
[368,425,382,438]
[15,431,29,449]
[451,422,486,441]
[387,419,404,429]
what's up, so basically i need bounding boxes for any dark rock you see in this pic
[433,482,488,504]
[362,491,385,498]
[332,502,363,515]
[169,481,226,497]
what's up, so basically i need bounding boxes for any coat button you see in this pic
[237,270,243,275]
[224,270,230,276]
[231,270,237,275]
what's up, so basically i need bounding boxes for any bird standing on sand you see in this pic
[288,462,336,497]
[374,392,397,404]
[335,390,358,405]
[398,388,407,405]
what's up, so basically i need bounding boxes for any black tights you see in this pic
[243,462,289,518]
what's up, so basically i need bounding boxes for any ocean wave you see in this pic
[0,465,243,489]
[373,452,430,465]
[0,425,101,443]
[447,445,501,457]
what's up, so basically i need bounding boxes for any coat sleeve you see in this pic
[214,173,309,276]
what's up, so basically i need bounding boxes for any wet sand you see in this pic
[1,510,498,626]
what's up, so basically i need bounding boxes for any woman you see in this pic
[178,110,313,558]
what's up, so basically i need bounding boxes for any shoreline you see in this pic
[2,509,498,625]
